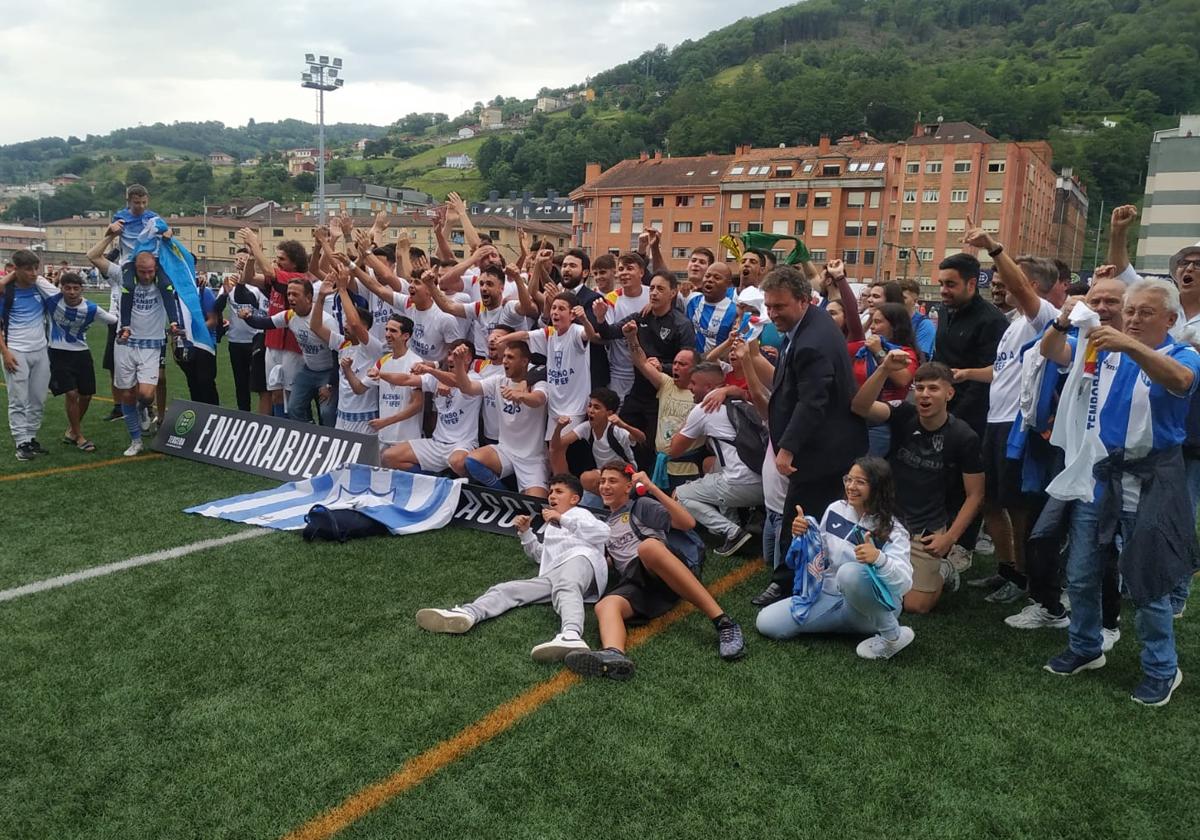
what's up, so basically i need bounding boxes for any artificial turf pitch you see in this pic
[1,303,1197,839]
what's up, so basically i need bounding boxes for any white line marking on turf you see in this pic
[0,530,270,603]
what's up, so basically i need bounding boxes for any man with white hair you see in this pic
[1039,277,1200,706]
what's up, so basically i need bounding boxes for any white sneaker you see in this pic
[415,607,474,634]
[856,626,915,660]
[123,439,144,457]
[947,544,973,574]
[1004,603,1070,630]
[939,558,961,593]
[139,406,151,433]
[984,580,1025,603]
[1102,627,1121,652]
[530,633,590,663]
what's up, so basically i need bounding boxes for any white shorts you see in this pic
[496,446,549,493]
[410,438,469,473]
[265,347,303,392]
[114,345,162,389]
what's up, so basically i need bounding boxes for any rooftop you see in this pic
[906,120,998,145]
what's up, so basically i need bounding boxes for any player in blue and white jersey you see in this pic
[0,250,58,460]
[44,272,117,452]
[684,262,737,355]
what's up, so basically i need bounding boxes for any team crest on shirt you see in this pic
[619,513,630,523]
[659,327,671,339]
[931,434,943,453]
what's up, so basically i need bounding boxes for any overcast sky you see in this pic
[0,0,792,146]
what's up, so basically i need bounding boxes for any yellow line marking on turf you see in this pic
[282,557,766,840]
[0,453,164,482]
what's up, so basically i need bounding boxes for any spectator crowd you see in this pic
[3,185,1198,706]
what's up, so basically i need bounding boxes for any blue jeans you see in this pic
[867,423,891,457]
[1066,501,1177,679]
[289,364,336,426]
[756,563,901,641]
[762,510,783,570]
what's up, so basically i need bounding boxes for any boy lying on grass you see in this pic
[416,474,610,662]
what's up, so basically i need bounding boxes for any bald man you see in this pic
[685,262,738,354]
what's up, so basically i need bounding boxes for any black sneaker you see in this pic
[105,408,124,422]
[715,528,753,557]
[564,647,635,681]
[717,620,746,661]
[750,581,785,607]
[15,442,36,461]
[28,438,49,455]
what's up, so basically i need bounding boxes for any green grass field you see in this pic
[1,310,1198,839]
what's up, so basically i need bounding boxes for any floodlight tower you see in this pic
[301,54,344,224]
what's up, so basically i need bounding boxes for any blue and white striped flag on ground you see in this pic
[186,465,463,534]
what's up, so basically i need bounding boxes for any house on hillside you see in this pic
[444,154,474,170]
[208,152,235,166]
[481,108,504,130]
[49,174,82,187]
[457,126,477,139]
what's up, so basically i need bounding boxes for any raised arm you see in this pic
[446,192,481,253]
[824,260,865,343]
[963,218,1040,320]
[87,224,121,274]
[309,280,334,346]
[850,350,905,424]
[633,470,695,531]
[450,345,484,395]
[238,227,275,281]
[1107,205,1138,275]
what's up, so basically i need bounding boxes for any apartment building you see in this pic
[1137,114,1200,274]
[42,212,570,275]
[572,121,1077,297]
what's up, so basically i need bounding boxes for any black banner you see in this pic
[152,400,379,482]
[450,483,608,535]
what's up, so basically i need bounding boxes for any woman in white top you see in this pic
[756,456,916,660]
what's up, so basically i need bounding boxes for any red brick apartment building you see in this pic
[571,121,1087,299]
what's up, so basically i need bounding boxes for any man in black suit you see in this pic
[752,265,868,606]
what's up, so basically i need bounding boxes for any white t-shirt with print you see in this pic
[421,373,481,448]
[328,330,385,417]
[375,348,423,444]
[482,376,549,462]
[987,297,1059,424]
[679,403,758,484]
[527,323,591,418]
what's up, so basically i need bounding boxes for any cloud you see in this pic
[0,0,790,145]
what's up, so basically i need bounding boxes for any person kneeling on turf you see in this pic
[564,462,746,680]
[415,474,611,662]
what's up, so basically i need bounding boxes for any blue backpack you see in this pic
[628,496,706,579]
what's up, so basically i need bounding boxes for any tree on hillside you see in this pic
[125,164,153,188]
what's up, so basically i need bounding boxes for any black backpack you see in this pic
[0,281,15,340]
[716,399,769,475]
[301,505,388,542]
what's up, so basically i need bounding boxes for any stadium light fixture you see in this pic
[300,53,344,224]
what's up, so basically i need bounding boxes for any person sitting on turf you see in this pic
[756,456,916,660]
[669,361,765,557]
[450,341,551,497]
[415,473,611,662]
[563,462,746,681]
[850,357,984,613]
[548,387,645,496]
[377,339,480,475]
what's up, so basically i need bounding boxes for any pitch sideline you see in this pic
[0,529,270,603]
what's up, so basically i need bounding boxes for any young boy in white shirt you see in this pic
[549,387,645,494]
[416,474,611,662]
